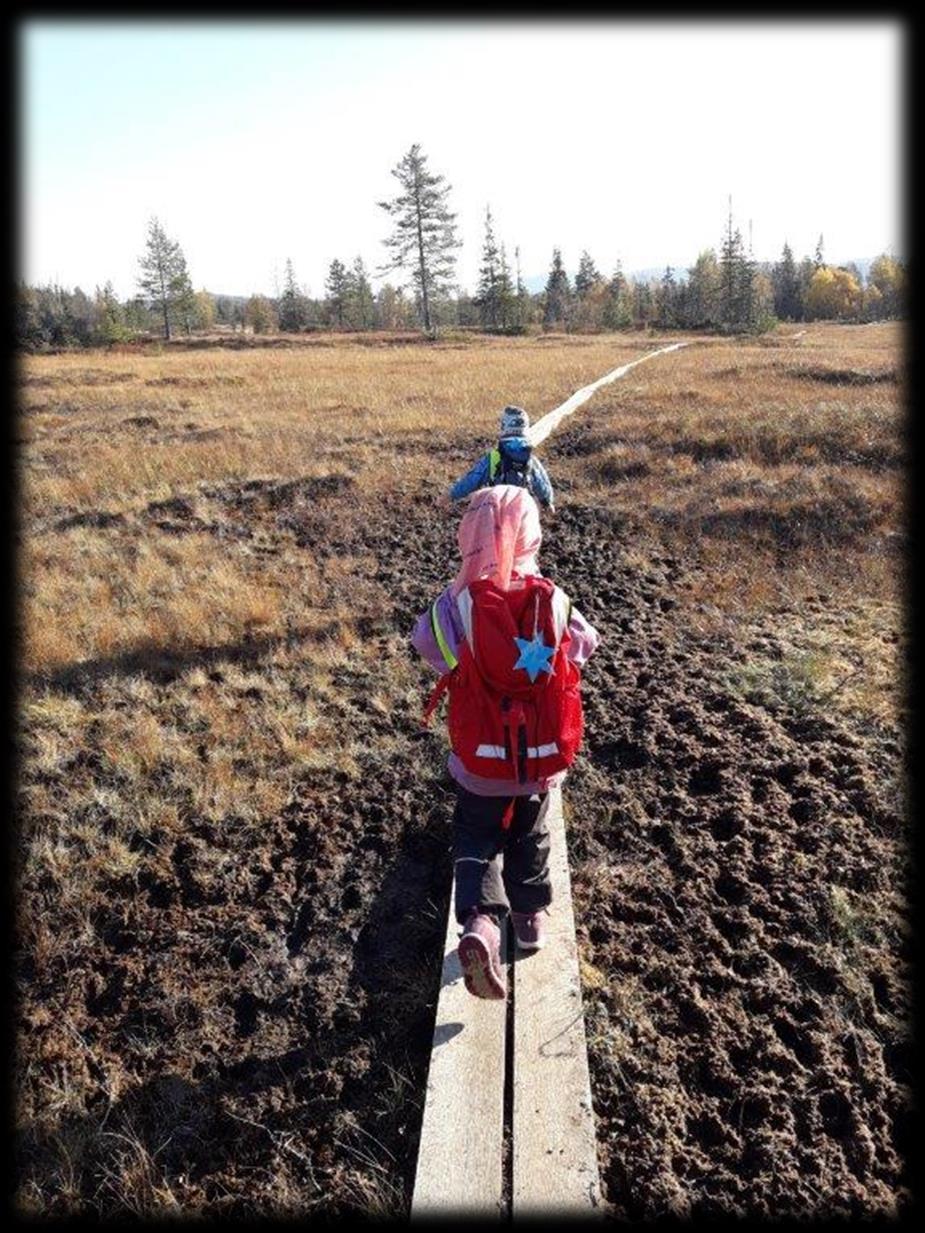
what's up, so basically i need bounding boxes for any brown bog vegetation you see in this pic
[16,324,908,1216]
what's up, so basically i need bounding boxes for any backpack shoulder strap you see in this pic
[421,671,452,726]
[549,584,572,646]
[455,586,475,649]
[488,448,501,481]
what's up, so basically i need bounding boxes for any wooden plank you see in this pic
[512,788,604,1216]
[411,892,507,1218]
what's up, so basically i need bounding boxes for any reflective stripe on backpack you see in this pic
[430,601,458,670]
[476,741,559,759]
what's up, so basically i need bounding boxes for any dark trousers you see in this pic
[452,784,553,925]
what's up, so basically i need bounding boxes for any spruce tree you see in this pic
[345,257,375,330]
[634,280,654,326]
[497,243,515,330]
[475,205,502,329]
[720,202,748,329]
[513,246,531,329]
[798,256,816,320]
[543,248,571,328]
[325,259,350,327]
[124,294,154,335]
[772,242,801,322]
[575,250,601,299]
[15,284,43,350]
[475,207,514,330]
[658,266,677,328]
[602,263,632,329]
[278,258,309,333]
[67,287,95,346]
[740,229,758,331]
[173,250,196,336]
[93,281,127,344]
[378,143,460,334]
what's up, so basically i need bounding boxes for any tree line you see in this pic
[16,144,906,351]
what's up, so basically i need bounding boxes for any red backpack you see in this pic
[423,575,583,783]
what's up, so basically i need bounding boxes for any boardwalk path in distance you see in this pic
[526,341,693,448]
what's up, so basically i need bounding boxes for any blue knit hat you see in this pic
[499,405,530,438]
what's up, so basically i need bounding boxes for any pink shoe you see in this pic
[458,912,506,1000]
[511,909,548,951]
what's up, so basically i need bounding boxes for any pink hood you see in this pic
[451,484,542,597]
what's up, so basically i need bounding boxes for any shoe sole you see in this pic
[458,934,506,1000]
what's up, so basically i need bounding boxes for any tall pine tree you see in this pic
[137,217,193,341]
[378,143,460,334]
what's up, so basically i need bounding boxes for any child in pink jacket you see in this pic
[412,485,599,999]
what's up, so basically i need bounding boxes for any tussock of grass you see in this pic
[791,365,899,387]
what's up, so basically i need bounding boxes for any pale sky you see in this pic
[20,19,904,299]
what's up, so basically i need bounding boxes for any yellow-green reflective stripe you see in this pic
[489,448,501,480]
[431,602,458,670]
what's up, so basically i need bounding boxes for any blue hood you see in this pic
[499,436,532,463]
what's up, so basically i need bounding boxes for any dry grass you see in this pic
[20,321,903,646]
[17,320,904,841]
[20,333,658,516]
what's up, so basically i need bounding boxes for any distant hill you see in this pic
[521,266,684,292]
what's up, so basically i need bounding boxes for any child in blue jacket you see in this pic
[450,406,555,512]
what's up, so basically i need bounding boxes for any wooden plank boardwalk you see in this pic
[512,790,603,1215]
[411,788,603,1219]
[410,901,507,1217]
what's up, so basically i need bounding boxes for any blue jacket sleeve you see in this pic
[528,457,555,508]
[450,454,491,502]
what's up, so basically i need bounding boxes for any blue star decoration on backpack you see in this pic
[513,633,556,683]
